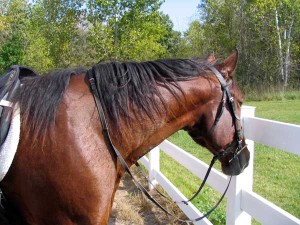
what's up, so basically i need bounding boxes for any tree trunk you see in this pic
[239,0,247,85]
[275,8,284,85]
[113,3,120,60]
[284,16,294,88]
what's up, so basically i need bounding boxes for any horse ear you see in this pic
[216,50,239,80]
[206,53,216,64]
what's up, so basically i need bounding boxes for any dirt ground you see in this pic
[108,169,187,225]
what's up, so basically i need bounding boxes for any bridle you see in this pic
[207,65,244,162]
[87,65,245,223]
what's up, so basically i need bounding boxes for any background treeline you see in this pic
[0,0,300,94]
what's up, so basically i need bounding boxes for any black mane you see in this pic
[1,58,212,224]
[90,59,208,124]
[19,59,210,139]
[19,67,86,140]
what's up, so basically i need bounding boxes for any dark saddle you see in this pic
[0,65,38,146]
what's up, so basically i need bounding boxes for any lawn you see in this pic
[247,100,300,124]
[160,100,300,225]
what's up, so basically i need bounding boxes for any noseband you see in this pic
[87,65,245,223]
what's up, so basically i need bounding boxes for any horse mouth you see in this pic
[220,147,250,176]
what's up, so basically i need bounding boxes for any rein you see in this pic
[87,65,244,223]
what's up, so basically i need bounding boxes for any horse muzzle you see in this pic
[218,140,250,176]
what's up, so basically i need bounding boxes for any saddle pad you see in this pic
[0,105,20,181]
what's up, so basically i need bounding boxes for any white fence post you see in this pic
[148,146,160,190]
[226,106,256,225]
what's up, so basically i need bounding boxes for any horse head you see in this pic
[185,51,250,175]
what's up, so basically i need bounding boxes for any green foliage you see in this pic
[117,11,171,60]
[28,0,85,68]
[23,33,54,73]
[178,21,207,58]
[87,0,172,61]
[1,0,299,96]
[0,0,179,72]
[244,87,300,101]
[178,0,300,92]
[0,0,28,72]
[0,34,24,71]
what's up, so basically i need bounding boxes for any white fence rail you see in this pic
[139,106,300,225]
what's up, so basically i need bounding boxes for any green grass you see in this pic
[246,100,300,124]
[161,100,300,225]
[246,100,300,224]
[162,132,226,224]
[244,90,300,102]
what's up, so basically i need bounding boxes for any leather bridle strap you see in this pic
[207,65,243,158]
[181,66,243,206]
[87,70,188,221]
[182,154,219,204]
[135,156,233,222]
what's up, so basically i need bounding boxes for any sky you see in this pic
[160,0,200,32]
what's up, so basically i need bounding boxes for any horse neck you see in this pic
[111,75,219,166]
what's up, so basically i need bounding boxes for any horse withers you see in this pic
[0,50,249,224]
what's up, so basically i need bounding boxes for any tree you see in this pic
[273,0,299,87]
[193,0,300,90]
[0,35,24,70]
[179,20,209,58]
[26,0,85,68]
[0,0,187,72]
[86,0,177,61]
[0,0,28,72]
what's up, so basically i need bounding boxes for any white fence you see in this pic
[139,106,300,225]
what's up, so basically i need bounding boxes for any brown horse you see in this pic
[0,50,249,225]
